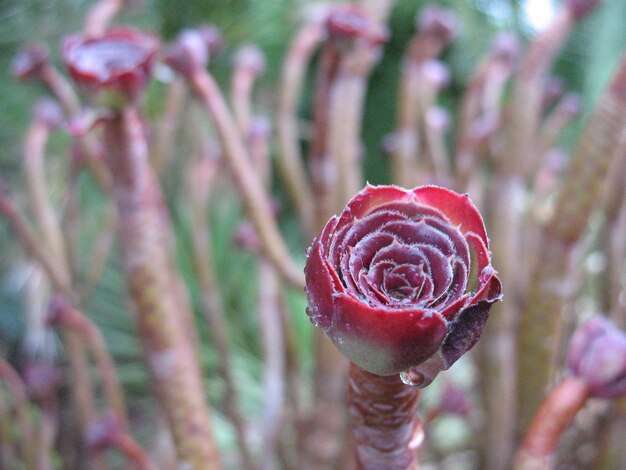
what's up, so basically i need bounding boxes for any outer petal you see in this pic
[343,184,412,220]
[330,293,447,375]
[304,216,343,330]
[413,186,488,244]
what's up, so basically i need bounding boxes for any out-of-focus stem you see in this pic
[455,34,516,188]
[108,432,159,470]
[516,53,626,432]
[348,363,422,470]
[63,330,107,469]
[84,0,125,36]
[501,8,574,177]
[0,359,35,469]
[39,64,113,192]
[103,106,220,469]
[477,175,524,470]
[153,78,187,174]
[537,93,580,154]
[187,158,255,470]
[276,20,321,239]
[80,204,117,299]
[514,377,589,470]
[328,45,377,209]
[0,185,73,299]
[23,110,70,280]
[50,304,128,429]
[258,260,286,470]
[187,69,304,289]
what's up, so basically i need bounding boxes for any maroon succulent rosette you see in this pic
[62,28,158,105]
[305,185,501,377]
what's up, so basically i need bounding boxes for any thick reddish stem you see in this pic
[103,107,220,469]
[514,377,589,470]
[348,363,422,470]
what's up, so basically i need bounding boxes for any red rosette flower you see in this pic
[305,184,501,380]
[62,28,159,106]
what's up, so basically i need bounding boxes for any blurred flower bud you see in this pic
[567,316,626,399]
[566,0,601,20]
[11,43,49,81]
[33,99,64,129]
[439,381,472,417]
[233,221,261,253]
[417,5,458,46]
[234,44,266,77]
[62,28,159,108]
[23,361,62,404]
[326,6,388,49]
[491,32,520,68]
[86,413,123,453]
[542,76,565,110]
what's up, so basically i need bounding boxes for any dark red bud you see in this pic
[62,28,159,106]
[304,185,501,377]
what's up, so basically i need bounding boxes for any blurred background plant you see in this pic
[0,0,625,469]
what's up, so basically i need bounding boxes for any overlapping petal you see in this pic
[304,184,502,376]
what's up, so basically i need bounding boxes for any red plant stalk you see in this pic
[276,17,323,240]
[537,93,581,155]
[258,259,287,469]
[598,129,626,323]
[231,44,265,135]
[392,7,456,188]
[34,60,112,192]
[455,33,517,189]
[477,175,524,470]
[80,204,117,299]
[48,301,128,429]
[0,183,73,299]
[501,4,586,178]
[0,359,36,468]
[185,66,304,289]
[152,78,187,174]
[327,37,381,209]
[349,364,423,470]
[423,107,451,181]
[516,53,626,430]
[102,106,220,468]
[109,432,158,470]
[23,100,71,284]
[514,377,589,470]
[186,157,255,470]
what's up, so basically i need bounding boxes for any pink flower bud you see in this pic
[86,413,123,453]
[567,316,626,399]
[417,6,458,46]
[11,43,49,81]
[566,0,601,20]
[33,99,64,128]
[325,6,388,48]
[62,28,159,107]
[305,185,501,377]
[234,44,266,77]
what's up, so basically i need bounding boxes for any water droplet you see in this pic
[399,368,425,387]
